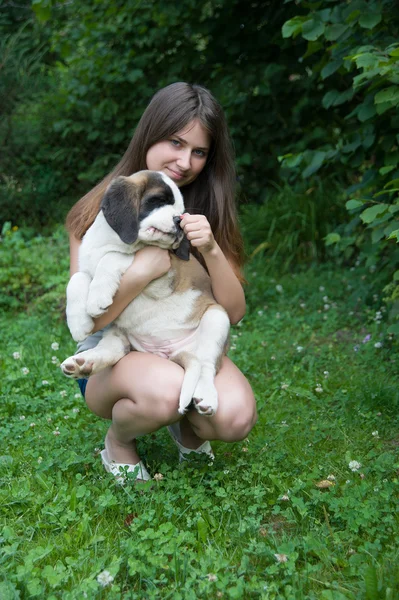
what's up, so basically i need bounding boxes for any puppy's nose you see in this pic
[173,216,182,228]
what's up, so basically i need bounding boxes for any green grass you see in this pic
[1,226,399,599]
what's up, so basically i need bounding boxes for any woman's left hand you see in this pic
[180,213,216,255]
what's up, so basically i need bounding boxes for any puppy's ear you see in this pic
[100,177,139,244]
[173,235,190,261]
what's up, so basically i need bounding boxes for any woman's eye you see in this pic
[170,139,180,147]
[194,149,206,158]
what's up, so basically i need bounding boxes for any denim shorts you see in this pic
[77,378,88,398]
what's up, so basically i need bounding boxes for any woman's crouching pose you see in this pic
[65,82,257,483]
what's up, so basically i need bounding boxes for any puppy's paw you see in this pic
[67,315,94,343]
[86,291,113,318]
[60,355,94,379]
[193,379,218,416]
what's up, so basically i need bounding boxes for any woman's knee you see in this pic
[111,385,181,427]
[216,406,257,442]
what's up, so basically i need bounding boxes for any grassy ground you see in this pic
[1,227,399,599]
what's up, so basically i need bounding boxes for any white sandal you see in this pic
[167,422,214,462]
[100,449,151,484]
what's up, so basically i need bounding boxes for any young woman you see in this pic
[66,82,257,482]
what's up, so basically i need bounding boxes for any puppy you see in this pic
[61,170,230,416]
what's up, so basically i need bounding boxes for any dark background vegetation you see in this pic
[1,0,399,319]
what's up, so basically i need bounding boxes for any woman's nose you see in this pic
[176,150,191,171]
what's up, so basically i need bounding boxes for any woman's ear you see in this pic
[173,235,190,261]
[100,177,139,244]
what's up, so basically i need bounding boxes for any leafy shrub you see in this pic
[0,222,69,314]
[240,179,348,268]
[281,0,399,326]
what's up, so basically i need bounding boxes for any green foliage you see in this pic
[0,222,69,313]
[281,0,399,326]
[1,0,327,226]
[240,179,348,268]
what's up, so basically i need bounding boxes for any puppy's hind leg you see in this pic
[61,328,130,379]
[171,352,201,415]
[192,307,230,416]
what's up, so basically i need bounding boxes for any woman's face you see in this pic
[146,119,211,188]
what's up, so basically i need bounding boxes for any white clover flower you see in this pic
[323,295,329,302]
[372,431,379,437]
[348,460,361,472]
[21,367,29,375]
[74,393,81,399]
[374,487,379,492]
[270,355,276,360]
[51,356,59,364]
[72,407,80,413]
[30,423,36,427]
[281,383,289,390]
[374,311,382,321]
[53,430,60,436]
[154,473,164,481]
[274,553,288,563]
[47,417,52,422]
[300,302,306,308]
[42,380,49,386]
[279,494,289,501]
[257,310,263,315]
[319,286,325,292]
[13,352,21,360]
[315,385,323,393]
[323,371,329,378]
[207,573,218,582]
[327,474,336,481]
[346,479,351,484]
[324,304,330,311]
[37,456,43,464]
[20,415,25,420]
[276,312,281,319]
[97,570,114,587]
[296,346,304,352]
[59,390,67,397]
[276,284,283,293]
[374,342,382,348]
[224,469,230,475]
[51,342,59,351]
[64,415,69,419]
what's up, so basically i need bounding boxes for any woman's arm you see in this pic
[69,234,171,332]
[180,214,245,325]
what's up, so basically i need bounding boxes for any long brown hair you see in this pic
[66,82,244,274]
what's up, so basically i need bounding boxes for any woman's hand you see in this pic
[180,213,216,255]
[128,246,171,284]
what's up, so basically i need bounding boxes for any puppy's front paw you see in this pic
[67,316,94,343]
[192,379,218,416]
[60,355,94,379]
[86,290,113,318]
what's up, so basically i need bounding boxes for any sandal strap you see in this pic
[100,449,151,483]
[167,424,214,461]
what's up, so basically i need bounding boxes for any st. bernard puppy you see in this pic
[61,170,230,416]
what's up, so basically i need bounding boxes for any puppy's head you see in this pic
[100,170,189,259]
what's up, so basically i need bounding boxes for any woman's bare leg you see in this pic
[85,352,257,465]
